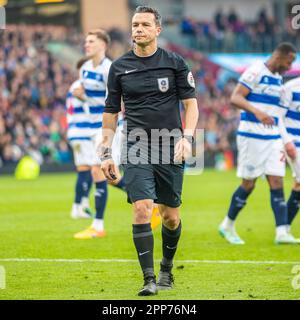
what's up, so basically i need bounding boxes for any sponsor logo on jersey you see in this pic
[187,71,195,88]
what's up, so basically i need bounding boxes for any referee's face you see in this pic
[132,13,161,47]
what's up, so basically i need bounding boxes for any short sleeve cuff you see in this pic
[179,93,196,100]
[238,81,252,91]
[104,106,121,114]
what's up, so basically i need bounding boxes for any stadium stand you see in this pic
[178,8,300,52]
[3,11,295,170]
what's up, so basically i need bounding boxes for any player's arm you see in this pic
[101,113,118,149]
[173,55,199,162]
[73,67,87,101]
[99,63,122,181]
[73,86,86,101]
[278,86,296,160]
[174,98,199,162]
[278,116,296,160]
[230,83,274,125]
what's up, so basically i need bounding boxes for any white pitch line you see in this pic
[0,258,300,265]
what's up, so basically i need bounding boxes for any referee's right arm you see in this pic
[103,63,122,147]
[100,63,122,180]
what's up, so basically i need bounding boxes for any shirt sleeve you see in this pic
[278,85,292,144]
[238,64,261,91]
[175,55,196,100]
[79,66,84,85]
[278,117,293,145]
[281,85,292,110]
[105,63,122,114]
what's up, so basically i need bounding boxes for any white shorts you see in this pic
[70,128,123,167]
[287,148,300,183]
[237,136,285,179]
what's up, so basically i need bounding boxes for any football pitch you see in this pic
[0,169,300,300]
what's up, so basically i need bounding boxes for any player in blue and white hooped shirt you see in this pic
[66,58,94,220]
[72,29,126,239]
[283,77,300,240]
[219,43,299,245]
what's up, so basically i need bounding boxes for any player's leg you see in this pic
[71,165,93,219]
[79,167,93,216]
[286,152,300,236]
[124,164,157,296]
[132,199,157,296]
[157,204,180,290]
[267,175,299,244]
[287,180,300,234]
[265,139,299,244]
[219,135,263,244]
[153,163,183,290]
[106,167,163,229]
[75,166,107,238]
[74,131,110,239]
[219,178,256,244]
[74,166,109,239]
[70,140,93,219]
[90,166,108,234]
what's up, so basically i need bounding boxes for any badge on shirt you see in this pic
[187,71,195,88]
[158,78,169,92]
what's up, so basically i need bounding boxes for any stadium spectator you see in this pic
[0,25,128,168]
[0,22,263,171]
[180,8,300,52]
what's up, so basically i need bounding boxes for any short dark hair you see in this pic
[134,6,162,26]
[76,57,88,70]
[88,29,111,46]
[275,42,297,55]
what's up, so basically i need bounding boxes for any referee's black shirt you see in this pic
[105,47,196,136]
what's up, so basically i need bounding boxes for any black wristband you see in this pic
[183,134,194,144]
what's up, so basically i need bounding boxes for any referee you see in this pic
[100,6,199,296]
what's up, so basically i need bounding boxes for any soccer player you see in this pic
[72,29,126,239]
[100,6,199,296]
[66,58,93,219]
[283,76,300,239]
[219,43,298,245]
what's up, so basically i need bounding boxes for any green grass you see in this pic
[0,170,300,300]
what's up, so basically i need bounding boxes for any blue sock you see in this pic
[113,177,126,192]
[270,189,287,226]
[95,181,108,220]
[82,171,93,198]
[287,190,300,225]
[227,186,252,220]
[75,170,91,204]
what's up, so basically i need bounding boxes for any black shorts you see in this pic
[122,163,184,208]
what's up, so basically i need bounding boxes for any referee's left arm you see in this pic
[174,56,199,161]
[181,98,199,138]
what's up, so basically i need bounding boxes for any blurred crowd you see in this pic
[0,23,250,169]
[181,8,300,52]
[0,25,128,168]
[0,25,76,167]
[190,56,239,169]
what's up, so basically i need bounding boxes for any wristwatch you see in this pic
[100,147,113,161]
[182,134,194,144]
